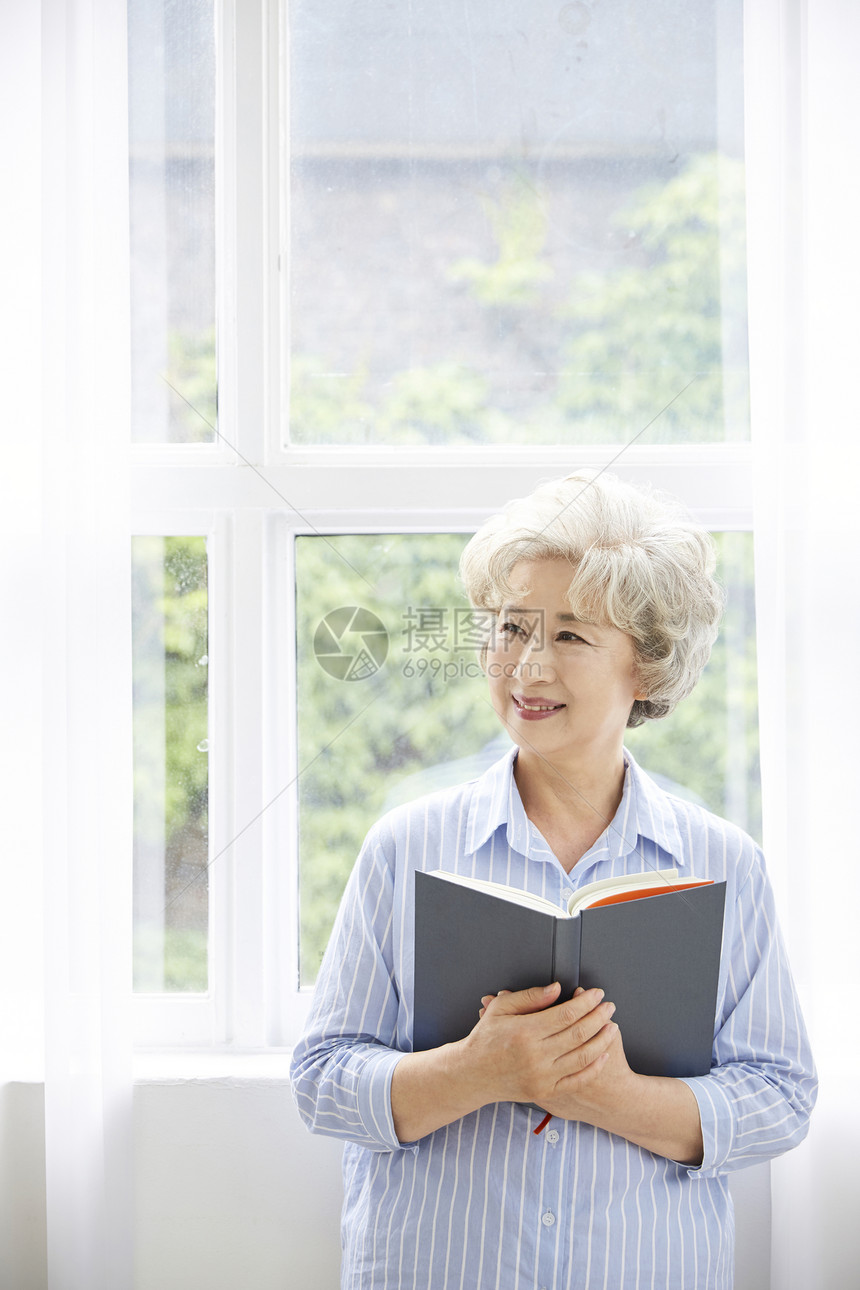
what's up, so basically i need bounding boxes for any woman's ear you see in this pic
[631,656,648,702]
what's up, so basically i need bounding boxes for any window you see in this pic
[289,0,748,447]
[130,0,757,1048]
[132,536,209,992]
[128,0,217,443]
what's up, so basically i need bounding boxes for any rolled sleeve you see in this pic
[292,1039,415,1153]
[290,823,417,1153]
[679,1073,736,1176]
[355,1047,415,1151]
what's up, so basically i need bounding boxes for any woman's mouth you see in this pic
[512,694,566,721]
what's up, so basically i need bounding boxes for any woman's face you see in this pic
[485,558,644,765]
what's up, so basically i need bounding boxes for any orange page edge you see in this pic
[586,879,713,910]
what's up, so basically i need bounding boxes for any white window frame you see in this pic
[131,0,762,1051]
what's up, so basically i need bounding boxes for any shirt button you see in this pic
[541,1210,556,1227]
[546,1128,560,1144]
[562,889,573,902]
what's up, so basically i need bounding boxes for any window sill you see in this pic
[133,1050,294,1084]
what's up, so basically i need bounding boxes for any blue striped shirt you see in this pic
[291,748,817,1289]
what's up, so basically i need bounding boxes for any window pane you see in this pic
[295,531,758,988]
[132,537,209,991]
[128,0,217,443]
[289,1,748,447]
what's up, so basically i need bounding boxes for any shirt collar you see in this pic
[464,744,685,866]
[614,751,686,865]
[464,745,520,855]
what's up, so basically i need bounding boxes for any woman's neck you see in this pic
[513,747,627,870]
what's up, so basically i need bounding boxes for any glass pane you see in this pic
[128,0,217,442]
[295,531,758,987]
[289,0,748,447]
[132,537,209,991]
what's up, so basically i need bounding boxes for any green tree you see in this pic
[556,154,749,443]
[133,536,209,991]
[167,327,217,442]
[449,176,552,308]
[288,353,374,445]
[286,153,748,447]
[296,534,500,981]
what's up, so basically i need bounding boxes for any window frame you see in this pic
[130,0,760,1050]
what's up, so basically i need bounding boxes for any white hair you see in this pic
[459,470,724,726]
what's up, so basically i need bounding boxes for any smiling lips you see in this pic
[512,694,566,720]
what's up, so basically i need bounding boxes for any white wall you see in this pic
[2,1074,770,1290]
[0,1083,48,1290]
[134,1078,343,1290]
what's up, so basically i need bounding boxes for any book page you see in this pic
[566,869,679,917]
[427,870,563,916]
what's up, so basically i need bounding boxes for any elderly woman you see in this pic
[291,471,816,1290]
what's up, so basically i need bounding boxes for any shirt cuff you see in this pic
[678,1074,736,1176]
[356,1046,419,1153]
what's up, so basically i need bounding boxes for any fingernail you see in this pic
[606,1002,616,1017]
[544,982,559,996]
[481,995,492,1006]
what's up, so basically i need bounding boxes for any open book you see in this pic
[413,867,726,1079]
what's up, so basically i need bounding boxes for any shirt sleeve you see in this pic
[679,847,818,1177]
[289,821,416,1153]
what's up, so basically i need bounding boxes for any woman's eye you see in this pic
[556,631,584,643]
[499,620,524,637]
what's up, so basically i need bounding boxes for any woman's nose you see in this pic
[513,633,554,681]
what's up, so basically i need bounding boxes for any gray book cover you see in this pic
[413,871,726,1079]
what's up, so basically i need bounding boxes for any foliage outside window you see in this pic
[132,536,209,992]
[288,154,747,446]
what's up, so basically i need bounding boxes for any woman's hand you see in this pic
[473,983,704,1164]
[392,981,703,1164]
[468,983,621,1110]
[391,981,613,1142]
